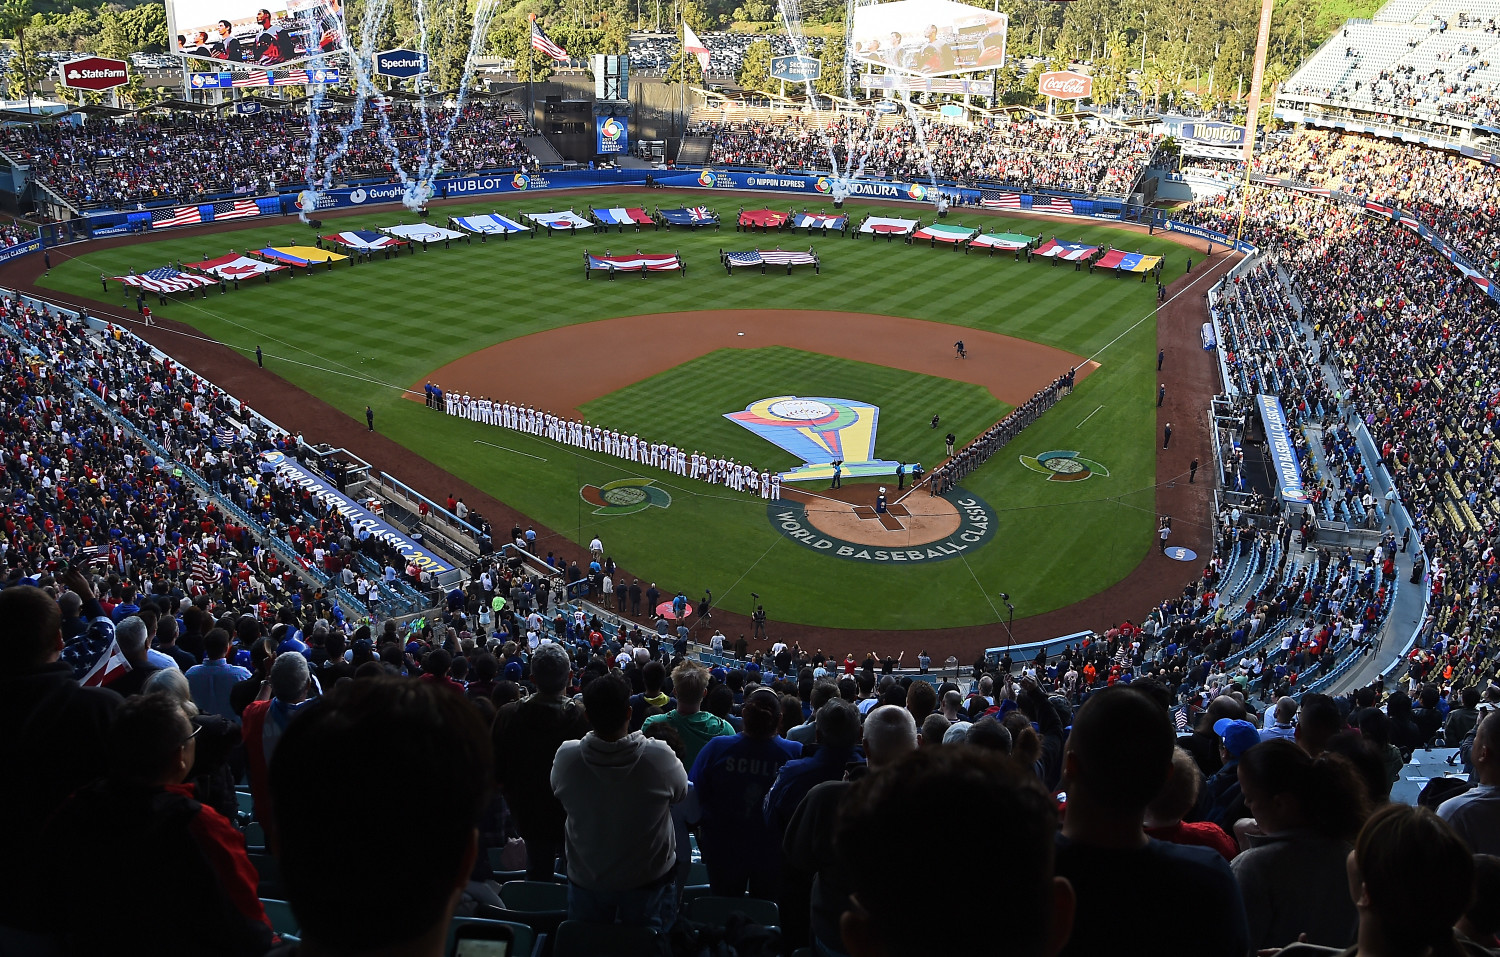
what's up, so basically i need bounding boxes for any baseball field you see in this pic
[38,190,1191,632]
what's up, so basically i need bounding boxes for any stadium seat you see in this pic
[243,821,266,850]
[235,790,255,818]
[685,861,709,886]
[498,881,569,913]
[261,898,299,942]
[447,916,537,957]
[485,846,528,883]
[684,895,780,928]
[247,851,283,898]
[551,919,659,957]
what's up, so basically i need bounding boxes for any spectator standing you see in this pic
[1438,712,1499,855]
[491,642,589,879]
[552,672,686,929]
[641,660,733,767]
[186,627,252,722]
[241,651,312,848]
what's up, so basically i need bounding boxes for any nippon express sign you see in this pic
[596,116,628,155]
[60,57,129,91]
[375,48,430,79]
[1038,70,1092,101]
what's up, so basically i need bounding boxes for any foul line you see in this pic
[960,553,1003,623]
[1075,405,1104,429]
[715,535,782,612]
[472,439,548,462]
[1078,256,1230,368]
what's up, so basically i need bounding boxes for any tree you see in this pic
[737,38,773,92]
[813,32,843,97]
[666,48,704,84]
[97,4,168,59]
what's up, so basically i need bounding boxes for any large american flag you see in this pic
[1033,196,1075,214]
[760,249,816,265]
[81,637,129,688]
[531,21,569,60]
[724,251,764,268]
[213,199,261,221]
[152,205,202,229]
[230,69,310,88]
[980,190,1023,209]
[113,267,218,293]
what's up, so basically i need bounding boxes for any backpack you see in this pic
[1417,776,1474,810]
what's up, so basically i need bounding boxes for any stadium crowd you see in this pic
[1,103,537,210]
[697,113,1157,196]
[627,31,819,76]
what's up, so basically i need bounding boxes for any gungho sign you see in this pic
[1038,70,1093,101]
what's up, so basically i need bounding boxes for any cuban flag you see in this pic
[213,199,261,221]
[151,205,202,229]
[980,190,1023,209]
[80,637,129,688]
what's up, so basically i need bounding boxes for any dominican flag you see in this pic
[980,190,1023,209]
[152,205,202,229]
[81,637,129,688]
[113,267,218,293]
[1033,197,1075,214]
[531,20,569,60]
[213,199,261,221]
[683,22,711,73]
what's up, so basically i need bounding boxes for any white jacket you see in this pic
[551,731,687,892]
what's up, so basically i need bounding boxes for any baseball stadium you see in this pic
[0,0,1495,951]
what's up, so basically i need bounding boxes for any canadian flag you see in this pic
[81,637,130,688]
[683,22,710,74]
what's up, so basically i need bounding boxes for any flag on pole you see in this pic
[530,20,569,61]
[683,22,710,74]
[81,637,130,688]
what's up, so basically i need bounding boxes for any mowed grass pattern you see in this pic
[581,348,1009,473]
[39,192,1186,630]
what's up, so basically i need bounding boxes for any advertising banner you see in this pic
[0,238,43,266]
[1163,219,1257,254]
[849,0,1005,76]
[1179,120,1246,147]
[259,451,456,576]
[374,48,429,78]
[770,54,821,82]
[1255,394,1309,504]
[860,73,993,95]
[1038,70,1092,101]
[59,57,129,91]
[596,116,628,155]
[169,0,345,70]
[188,71,233,89]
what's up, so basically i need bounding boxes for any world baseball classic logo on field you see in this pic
[767,492,998,563]
[726,396,899,482]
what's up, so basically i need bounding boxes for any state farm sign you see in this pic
[1038,70,1093,101]
[59,57,130,91]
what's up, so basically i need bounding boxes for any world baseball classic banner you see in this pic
[1163,220,1257,254]
[1255,394,1309,505]
[0,238,44,266]
[258,451,456,576]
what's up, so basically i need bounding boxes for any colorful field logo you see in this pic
[698,169,719,187]
[767,490,996,563]
[580,477,671,515]
[727,396,902,483]
[814,176,832,193]
[907,183,927,201]
[1019,450,1110,482]
[511,173,531,190]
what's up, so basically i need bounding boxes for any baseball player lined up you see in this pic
[440,392,784,500]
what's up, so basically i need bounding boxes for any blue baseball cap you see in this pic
[1214,718,1261,757]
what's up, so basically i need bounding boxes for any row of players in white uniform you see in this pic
[444,393,785,499]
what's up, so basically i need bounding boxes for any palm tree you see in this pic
[0,0,35,115]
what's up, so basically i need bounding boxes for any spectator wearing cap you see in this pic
[0,581,122,932]
[1200,717,1261,828]
[692,685,802,899]
[187,627,252,723]
[764,699,863,839]
[40,693,273,955]
[1054,686,1248,957]
[552,672,687,929]
[492,641,589,881]
[642,661,734,768]
[241,651,313,847]
[783,705,920,955]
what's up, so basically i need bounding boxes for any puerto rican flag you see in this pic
[213,199,261,221]
[1034,238,1098,260]
[81,637,129,688]
[1398,211,1421,231]
[980,190,1023,209]
[152,205,202,228]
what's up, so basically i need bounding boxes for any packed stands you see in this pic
[627,31,819,76]
[697,112,1158,197]
[0,103,538,210]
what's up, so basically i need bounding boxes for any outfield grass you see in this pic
[39,191,1183,631]
[581,347,1010,473]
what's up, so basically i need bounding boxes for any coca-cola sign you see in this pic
[59,56,129,91]
[1038,70,1093,101]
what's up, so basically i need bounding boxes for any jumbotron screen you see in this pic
[167,0,346,70]
[849,0,1006,78]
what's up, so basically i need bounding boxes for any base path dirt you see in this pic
[416,309,1095,412]
[0,185,1237,660]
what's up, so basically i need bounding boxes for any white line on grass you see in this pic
[960,553,1003,623]
[1075,405,1104,429]
[715,535,782,613]
[1078,256,1231,368]
[472,439,548,462]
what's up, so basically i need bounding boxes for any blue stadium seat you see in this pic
[243,820,266,850]
[261,898,299,942]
